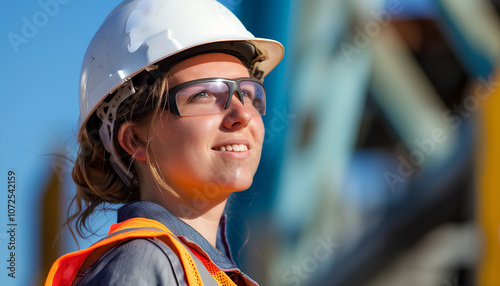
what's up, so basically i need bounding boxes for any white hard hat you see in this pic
[78,0,284,185]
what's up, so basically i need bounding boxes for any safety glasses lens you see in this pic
[175,79,265,116]
[176,81,228,115]
[240,81,266,115]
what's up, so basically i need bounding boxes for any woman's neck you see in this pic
[178,199,228,247]
[140,184,229,247]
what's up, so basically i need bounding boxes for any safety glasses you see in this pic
[166,77,266,116]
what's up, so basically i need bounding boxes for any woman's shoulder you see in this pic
[75,237,187,286]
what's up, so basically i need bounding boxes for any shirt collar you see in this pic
[117,201,237,270]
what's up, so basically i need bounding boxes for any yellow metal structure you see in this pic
[478,71,500,286]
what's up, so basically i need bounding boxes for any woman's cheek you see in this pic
[257,118,266,148]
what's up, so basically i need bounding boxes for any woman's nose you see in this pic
[222,93,253,130]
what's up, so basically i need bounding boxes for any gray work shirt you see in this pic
[75,201,259,285]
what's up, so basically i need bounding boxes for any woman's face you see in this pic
[146,53,265,199]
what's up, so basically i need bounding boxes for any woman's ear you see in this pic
[118,122,148,162]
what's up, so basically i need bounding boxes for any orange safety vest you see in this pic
[45,218,238,286]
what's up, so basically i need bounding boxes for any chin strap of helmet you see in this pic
[96,81,137,186]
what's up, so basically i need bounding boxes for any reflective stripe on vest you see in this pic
[45,218,221,286]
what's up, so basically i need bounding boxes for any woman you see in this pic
[45,0,284,285]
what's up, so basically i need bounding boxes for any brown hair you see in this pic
[67,69,173,240]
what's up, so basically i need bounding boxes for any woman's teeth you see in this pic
[217,144,248,152]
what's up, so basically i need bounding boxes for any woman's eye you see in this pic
[189,91,212,102]
[241,90,254,99]
[196,91,211,97]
